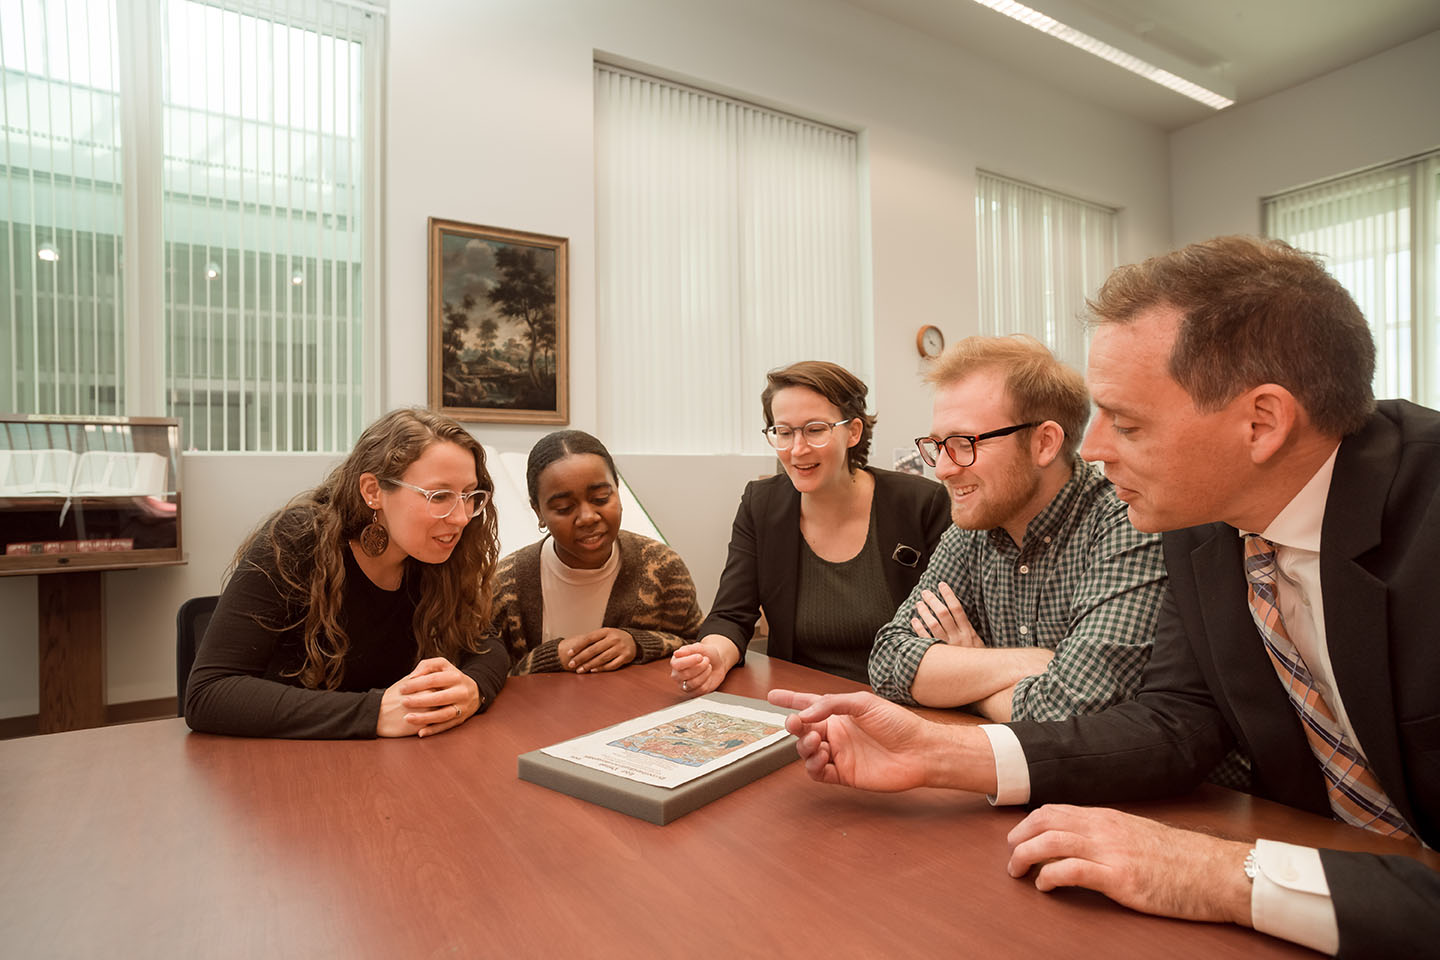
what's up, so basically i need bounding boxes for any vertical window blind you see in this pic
[594,63,869,455]
[0,0,126,416]
[0,0,383,452]
[975,171,1118,372]
[1264,151,1440,407]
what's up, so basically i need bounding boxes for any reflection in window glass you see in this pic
[0,0,125,416]
[0,0,381,452]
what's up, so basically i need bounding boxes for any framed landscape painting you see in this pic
[427,218,569,423]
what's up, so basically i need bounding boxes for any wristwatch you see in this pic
[1243,847,1260,882]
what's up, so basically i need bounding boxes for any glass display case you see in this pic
[0,414,183,575]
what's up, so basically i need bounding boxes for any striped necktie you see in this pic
[1242,534,1411,838]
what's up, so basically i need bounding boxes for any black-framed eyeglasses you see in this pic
[762,418,854,450]
[384,479,491,519]
[914,422,1041,468]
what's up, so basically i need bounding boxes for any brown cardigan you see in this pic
[494,530,703,675]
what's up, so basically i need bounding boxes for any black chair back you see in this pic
[176,595,220,717]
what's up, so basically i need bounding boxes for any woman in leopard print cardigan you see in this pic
[493,430,702,675]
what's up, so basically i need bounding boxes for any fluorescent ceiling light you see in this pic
[970,0,1235,110]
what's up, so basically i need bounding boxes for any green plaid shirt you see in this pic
[868,458,1165,721]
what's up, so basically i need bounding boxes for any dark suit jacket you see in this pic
[699,467,951,677]
[1010,400,1440,957]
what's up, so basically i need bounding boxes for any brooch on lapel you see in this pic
[891,543,921,568]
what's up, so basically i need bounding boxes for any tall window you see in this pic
[0,0,126,416]
[0,0,382,452]
[1264,151,1440,407]
[975,171,1118,372]
[594,63,869,455]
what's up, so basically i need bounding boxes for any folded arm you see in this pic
[908,644,1057,711]
[869,526,978,704]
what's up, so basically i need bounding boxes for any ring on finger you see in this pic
[452,703,462,720]
[682,680,689,692]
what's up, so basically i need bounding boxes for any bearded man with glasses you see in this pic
[868,334,1166,724]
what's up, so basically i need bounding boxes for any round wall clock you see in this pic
[916,324,945,358]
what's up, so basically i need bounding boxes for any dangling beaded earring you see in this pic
[360,504,389,557]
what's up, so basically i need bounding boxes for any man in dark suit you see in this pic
[770,236,1439,957]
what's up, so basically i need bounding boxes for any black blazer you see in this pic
[1011,400,1440,957]
[699,466,951,672]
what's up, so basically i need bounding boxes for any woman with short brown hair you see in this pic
[670,361,950,691]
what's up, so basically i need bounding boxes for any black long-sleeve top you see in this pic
[185,517,507,739]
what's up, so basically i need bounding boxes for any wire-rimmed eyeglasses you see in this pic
[914,422,1040,468]
[762,418,854,450]
[385,479,491,519]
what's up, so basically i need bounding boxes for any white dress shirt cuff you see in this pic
[1249,839,1339,955]
[979,724,1030,805]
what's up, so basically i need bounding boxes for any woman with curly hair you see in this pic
[185,408,507,738]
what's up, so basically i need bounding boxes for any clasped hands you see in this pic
[767,688,1254,929]
[559,628,637,673]
[377,657,480,738]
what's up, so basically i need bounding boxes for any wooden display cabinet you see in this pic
[1,415,184,733]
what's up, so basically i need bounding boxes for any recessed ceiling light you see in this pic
[290,269,304,286]
[205,262,221,280]
[37,242,59,262]
[969,0,1234,110]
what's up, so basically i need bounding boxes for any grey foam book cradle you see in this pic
[517,692,798,825]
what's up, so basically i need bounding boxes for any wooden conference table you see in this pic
[3,656,1435,959]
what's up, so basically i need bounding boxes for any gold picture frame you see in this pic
[427,217,569,424]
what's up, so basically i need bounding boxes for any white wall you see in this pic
[0,0,1171,718]
[1170,30,1440,244]
[383,0,1170,599]
[386,0,1171,458]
